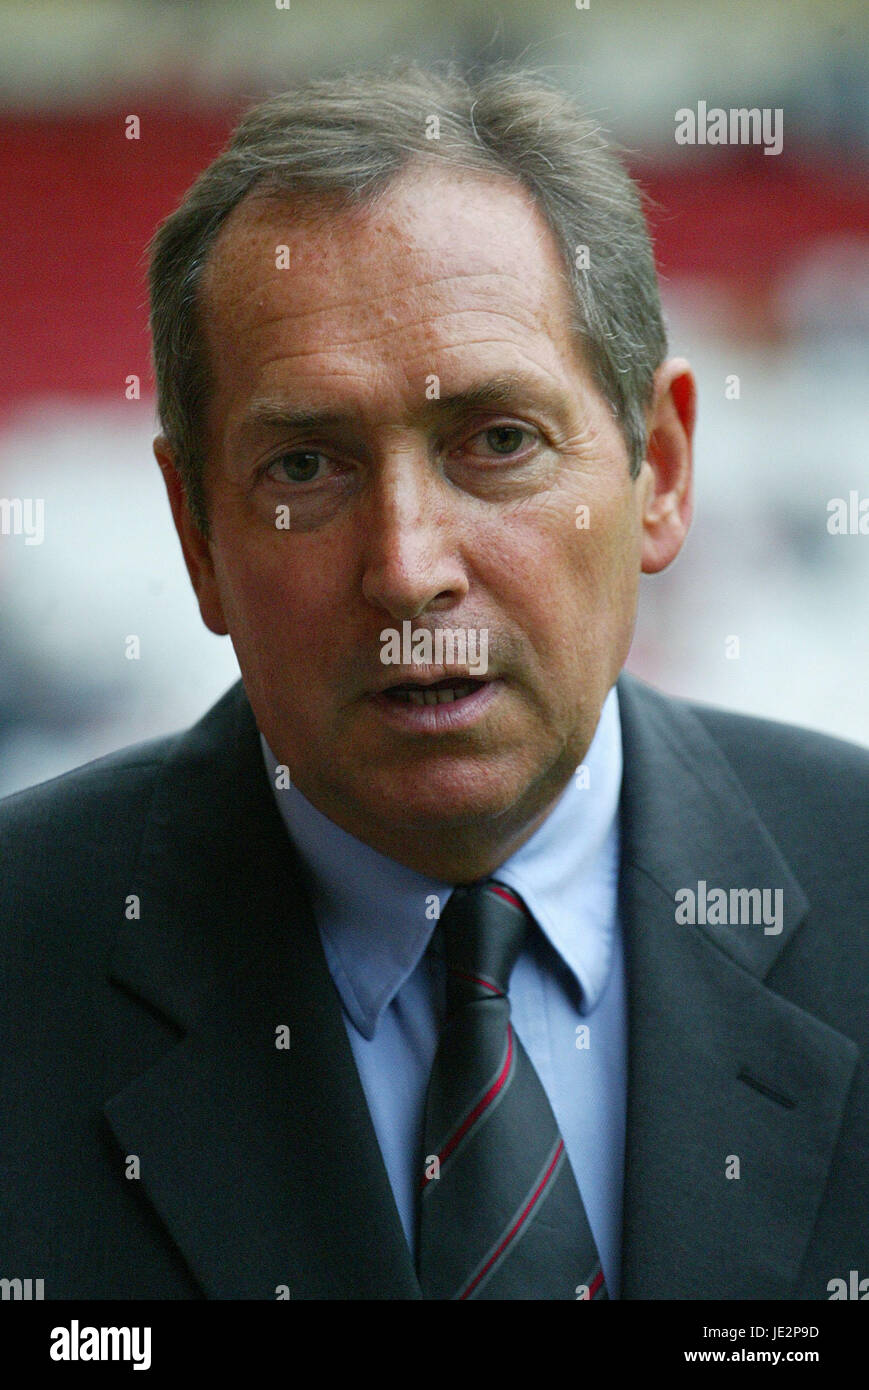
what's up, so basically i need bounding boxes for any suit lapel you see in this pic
[104,682,421,1299]
[616,674,858,1298]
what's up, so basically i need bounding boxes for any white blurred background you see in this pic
[1,0,867,796]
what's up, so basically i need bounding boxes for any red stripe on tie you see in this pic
[420,1027,514,1190]
[588,1268,605,1299]
[458,1139,564,1300]
[489,883,524,911]
[448,968,502,995]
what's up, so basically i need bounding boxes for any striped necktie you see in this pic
[416,880,607,1300]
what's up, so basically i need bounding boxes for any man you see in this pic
[1,62,867,1301]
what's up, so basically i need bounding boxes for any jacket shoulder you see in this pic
[0,731,178,847]
[681,688,869,810]
[621,672,869,791]
[0,732,183,955]
[0,682,248,947]
[0,681,247,849]
[619,673,869,890]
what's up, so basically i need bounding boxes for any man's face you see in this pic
[161,164,692,877]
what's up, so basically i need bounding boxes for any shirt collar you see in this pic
[263,685,622,1039]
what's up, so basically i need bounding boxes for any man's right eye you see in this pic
[266,452,329,483]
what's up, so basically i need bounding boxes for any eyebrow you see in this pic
[232,373,570,446]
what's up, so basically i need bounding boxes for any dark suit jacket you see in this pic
[1,674,867,1299]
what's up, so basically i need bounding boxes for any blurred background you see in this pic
[1,0,867,796]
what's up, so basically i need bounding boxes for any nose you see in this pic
[360,447,469,621]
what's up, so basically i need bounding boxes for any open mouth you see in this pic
[382,677,487,706]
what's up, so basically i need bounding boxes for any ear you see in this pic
[154,436,229,636]
[639,358,696,574]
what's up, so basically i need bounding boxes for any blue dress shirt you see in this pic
[262,685,626,1296]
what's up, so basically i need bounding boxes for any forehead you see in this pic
[200,163,577,371]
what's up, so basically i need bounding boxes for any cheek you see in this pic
[511,484,638,598]
[498,491,639,669]
[212,533,336,677]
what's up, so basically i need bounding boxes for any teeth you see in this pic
[391,682,476,705]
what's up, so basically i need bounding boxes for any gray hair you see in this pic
[148,59,667,534]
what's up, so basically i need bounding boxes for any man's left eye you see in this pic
[464,424,534,457]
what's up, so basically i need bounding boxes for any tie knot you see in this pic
[438,880,527,1007]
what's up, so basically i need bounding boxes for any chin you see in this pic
[355,763,540,834]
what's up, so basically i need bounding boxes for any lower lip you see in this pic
[370,679,503,732]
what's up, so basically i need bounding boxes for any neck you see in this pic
[295,756,576,882]
[348,799,560,883]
